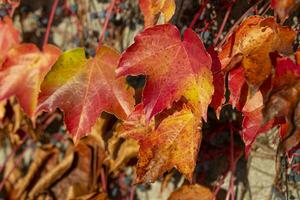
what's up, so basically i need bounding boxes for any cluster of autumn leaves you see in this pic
[0,0,300,192]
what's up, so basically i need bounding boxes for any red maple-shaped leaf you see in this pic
[0,44,61,118]
[121,106,200,183]
[0,16,20,66]
[38,46,135,142]
[116,24,213,121]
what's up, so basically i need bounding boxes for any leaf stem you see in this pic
[216,0,263,49]
[189,0,207,29]
[225,125,236,200]
[213,2,234,45]
[100,167,107,192]
[0,135,28,173]
[129,185,136,200]
[97,0,116,50]
[43,0,59,48]
[0,140,32,191]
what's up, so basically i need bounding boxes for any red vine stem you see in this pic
[226,125,236,200]
[189,0,207,29]
[0,141,32,191]
[100,167,107,192]
[129,185,136,200]
[97,0,116,50]
[213,2,234,45]
[216,0,263,49]
[213,171,229,200]
[0,135,28,173]
[43,0,59,48]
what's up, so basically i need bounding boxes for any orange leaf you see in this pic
[122,106,200,183]
[0,44,61,118]
[117,24,213,121]
[139,0,175,27]
[167,184,213,200]
[38,46,135,142]
[219,16,296,92]
[271,0,300,22]
[0,16,20,66]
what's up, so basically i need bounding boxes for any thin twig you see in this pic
[213,3,234,45]
[0,135,29,173]
[225,125,236,200]
[217,0,263,49]
[129,185,136,200]
[43,0,59,48]
[0,141,32,191]
[100,167,107,192]
[97,0,116,50]
[189,0,207,29]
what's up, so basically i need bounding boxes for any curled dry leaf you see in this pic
[0,16,20,66]
[263,56,300,151]
[107,133,139,173]
[37,46,134,142]
[69,192,107,200]
[28,151,74,199]
[0,44,61,119]
[12,145,57,199]
[117,104,154,139]
[271,0,300,22]
[219,16,296,92]
[28,135,105,199]
[107,104,150,172]
[139,0,175,27]
[122,106,200,183]
[117,24,213,121]
[167,184,213,200]
[0,100,6,122]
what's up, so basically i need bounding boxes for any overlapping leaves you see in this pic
[1,0,300,190]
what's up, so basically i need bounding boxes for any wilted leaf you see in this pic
[124,107,200,183]
[220,16,296,92]
[28,135,105,199]
[167,184,213,200]
[117,24,213,121]
[107,110,143,173]
[107,134,139,173]
[28,151,74,199]
[139,0,175,27]
[271,0,300,22]
[117,104,154,139]
[0,100,6,122]
[263,56,300,151]
[0,16,20,66]
[69,192,107,200]
[0,44,61,119]
[38,46,135,142]
[11,145,57,199]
